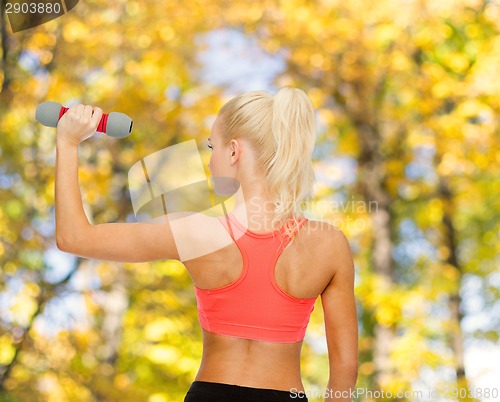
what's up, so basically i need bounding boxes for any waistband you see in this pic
[188,380,308,400]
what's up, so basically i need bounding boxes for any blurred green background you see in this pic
[1,0,499,401]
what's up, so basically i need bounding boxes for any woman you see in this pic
[55,87,358,402]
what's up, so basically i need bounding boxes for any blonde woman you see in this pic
[55,87,358,401]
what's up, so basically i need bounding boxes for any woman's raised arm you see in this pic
[56,220,180,263]
[55,104,180,263]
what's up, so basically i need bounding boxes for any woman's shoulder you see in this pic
[291,217,347,251]
[299,217,345,238]
[285,219,348,284]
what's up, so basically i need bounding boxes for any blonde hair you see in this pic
[218,87,316,241]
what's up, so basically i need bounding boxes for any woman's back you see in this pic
[183,215,337,392]
[181,87,358,401]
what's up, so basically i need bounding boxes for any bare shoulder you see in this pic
[300,219,353,277]
[291,220,353,289]
[301,219,350,247]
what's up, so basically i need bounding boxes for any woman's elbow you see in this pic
[330,359,359,378]
[56,235,68,252]
[56,238,75,254]
[56,234,78,254]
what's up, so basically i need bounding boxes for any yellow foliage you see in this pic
[375,302,401,327]
[359,361,375,375]
[144,317,178,341]
[146,344,181,365]
[8,295,37,327]
[114,373,132,389]
[0,334,16,364]
[149,393,169,402]
[24,282,41,298]
[442,263,460,282]
[62,20,89,43]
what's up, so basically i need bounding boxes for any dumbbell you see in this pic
[35,101,133,138]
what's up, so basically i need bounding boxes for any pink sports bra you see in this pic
[194,212,318,343]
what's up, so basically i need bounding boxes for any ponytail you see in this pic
[266,87,316,239]
[218,87,316,241]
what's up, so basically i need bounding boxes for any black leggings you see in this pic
[184,381,308,402]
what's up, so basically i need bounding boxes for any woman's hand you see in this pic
[56,104,103,147]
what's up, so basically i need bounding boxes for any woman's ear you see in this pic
[228,141,239,167]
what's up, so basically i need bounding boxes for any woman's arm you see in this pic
[321,228,358,401]
[55,104,180,263]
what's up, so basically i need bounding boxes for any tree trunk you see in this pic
[356,121,397,389]
[438,177,476,402]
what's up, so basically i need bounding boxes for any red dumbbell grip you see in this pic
[59,106,109,134]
